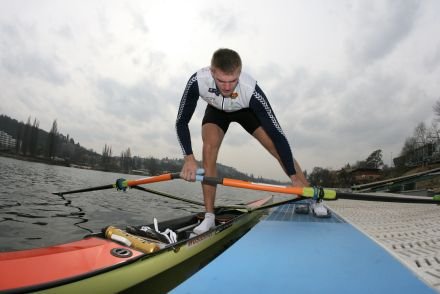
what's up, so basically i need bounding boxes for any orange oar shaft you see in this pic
[222,178,304,195]
[199,176,336,199]
[125,173,180,187]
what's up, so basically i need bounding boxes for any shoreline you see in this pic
[0,151,70,167]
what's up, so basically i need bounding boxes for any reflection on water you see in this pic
[0,156,269,251]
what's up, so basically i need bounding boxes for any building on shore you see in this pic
[0,131,16,150]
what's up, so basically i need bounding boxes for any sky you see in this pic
[1,0,439,181]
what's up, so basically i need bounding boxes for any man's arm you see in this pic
[176,73,199,156]
[249,84,296,176]
[176,73,200,181]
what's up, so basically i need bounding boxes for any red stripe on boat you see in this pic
[0,237,142,291]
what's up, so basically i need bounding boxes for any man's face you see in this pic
[211,67,240,97]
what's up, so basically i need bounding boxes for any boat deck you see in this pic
[173,200,436,293]
[326,199,440,292]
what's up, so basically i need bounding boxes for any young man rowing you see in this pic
[176,48,310,234]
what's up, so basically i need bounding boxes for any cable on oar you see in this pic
[131,185,205,207]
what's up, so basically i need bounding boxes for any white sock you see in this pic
[193,212,215,235]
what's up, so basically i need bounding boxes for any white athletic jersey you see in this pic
[196,67,256,112]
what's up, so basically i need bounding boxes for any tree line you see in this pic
[0,114,280,184]
[1,114,99,164]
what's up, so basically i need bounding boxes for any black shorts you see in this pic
[202,105,260,134]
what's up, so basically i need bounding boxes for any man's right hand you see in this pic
[180,154,198,181]
[290,174,309,187]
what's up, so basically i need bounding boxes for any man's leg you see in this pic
[201,123,225,212]
[193,123,224,235]
[252,127,309,186]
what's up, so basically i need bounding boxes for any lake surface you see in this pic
[0,156,272,251]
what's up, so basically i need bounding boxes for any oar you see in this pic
[52,184,115,196]
[195,175,336,200]
[194,175,440,204]
[132,185,271,210]
[54,171,439,204]
[53,173,181,196]
[131,185,205,207]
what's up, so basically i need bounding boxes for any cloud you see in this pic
[200,7,240,35]
[0,21,69,85]
[128,7,149,34]
[423,42,440,73]
[346,0,421,66]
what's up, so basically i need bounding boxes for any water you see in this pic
[0,156,270,252]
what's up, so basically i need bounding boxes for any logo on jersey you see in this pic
[230,92,238,99]
[208,88,220,96]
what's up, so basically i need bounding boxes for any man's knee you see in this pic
[203,141,221,153]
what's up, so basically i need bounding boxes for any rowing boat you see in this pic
[0,196,272,294]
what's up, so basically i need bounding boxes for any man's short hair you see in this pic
[211,48,242,73]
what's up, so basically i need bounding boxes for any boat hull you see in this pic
[0,197,271,293]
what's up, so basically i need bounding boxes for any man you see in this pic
[176,48,310,234]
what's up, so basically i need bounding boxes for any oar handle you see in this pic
[196,175,337,200]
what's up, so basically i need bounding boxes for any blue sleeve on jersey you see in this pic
[176,73,199,156]
[249,84,296,176]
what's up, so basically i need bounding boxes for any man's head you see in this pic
[210,48,242,97]
[211,48,242,74]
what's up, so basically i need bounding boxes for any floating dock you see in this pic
[173,199,438,293]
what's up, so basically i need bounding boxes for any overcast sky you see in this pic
[1,0,439,181]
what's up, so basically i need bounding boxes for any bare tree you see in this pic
[120,148,132,173]
[102,144,112,171]
[400,137,417,156]
[29,118,39,156]
[46,119,58,159]
[22,117,31,155]
[433,99,440,120]
[428,121,440,142]
[413,122,428,146]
